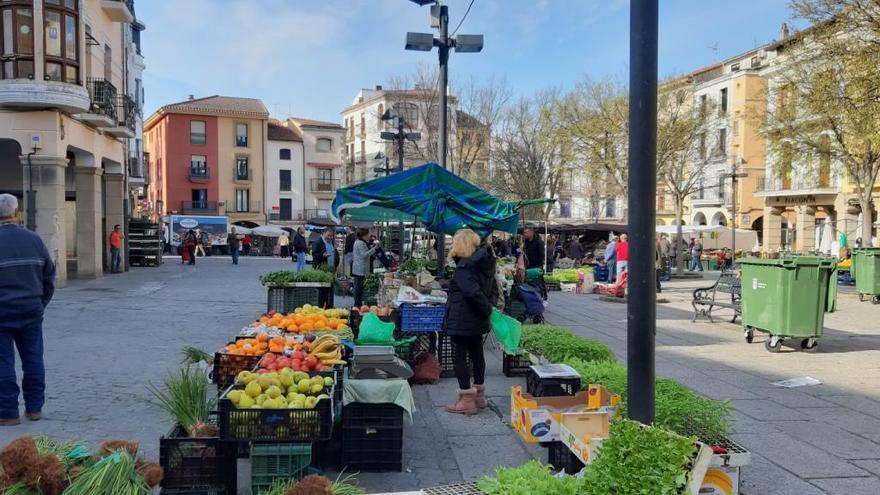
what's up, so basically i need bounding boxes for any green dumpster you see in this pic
[853,248,880,303]
[739,257,836,353]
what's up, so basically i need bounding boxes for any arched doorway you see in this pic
[0,139,23,199]
[711,212,728,226]
[693,212,707,226]
[752,216,764,245]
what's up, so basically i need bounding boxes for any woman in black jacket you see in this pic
[444,229,497,415]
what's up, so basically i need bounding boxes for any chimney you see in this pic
[187,94,195,101]
[375,85,383,91]
[779,22,790,41]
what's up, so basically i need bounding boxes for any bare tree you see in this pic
[491,90,573,220]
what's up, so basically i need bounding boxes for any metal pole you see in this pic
[436,3,449,270]
[626,0,658,425]
[26,151,37,231]
[731,176,737,262]
[397,120,405,259]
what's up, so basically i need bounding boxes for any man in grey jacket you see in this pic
[0,194,55,425]
[352,228,379,307]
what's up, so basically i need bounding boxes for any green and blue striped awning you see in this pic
[331,163,547,237]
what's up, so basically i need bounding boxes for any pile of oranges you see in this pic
[223,334,297,356]
[258,311,350,334]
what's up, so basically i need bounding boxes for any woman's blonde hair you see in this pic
[448,228,481,260]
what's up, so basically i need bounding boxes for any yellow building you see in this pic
[0,0,141,285]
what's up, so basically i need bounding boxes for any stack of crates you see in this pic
[250,443,312,494]
[525,365,583,467]
[159,424,237,495]
[341,403,404,472]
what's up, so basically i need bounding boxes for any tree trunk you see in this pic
[674,195,685,275]
[860,191,875,246]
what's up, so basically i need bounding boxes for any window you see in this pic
[718,177,726,202]
[730,62,740,72]
[1,3,35,79]
[698,133,706,160]
[43,0,78,83]
[605,198,616,218]
[235,123,248,147]
[131,24,141,55]
[360,113,365,136]
[717,128,727,156]
[279,148,291,160]
[399,102,419,125]
[236,189,250,213]
[657,193,665,211]
[818,135,831,187]
[719,88,728,114]
[590,198,600,219]
[279,198,292,221]
[279,170,291,192]
[316,138,332,152]
[235,156,249,181]
[190,120,206,145]
[699,94,708,116]
[190,155,207,177]
[192,189,207,208]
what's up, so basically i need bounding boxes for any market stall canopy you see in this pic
[227,225,252,235]
[332,162,542,236]
[252,225,287,237]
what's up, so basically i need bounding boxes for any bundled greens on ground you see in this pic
[563,358,732,438]
[62,451,151,495]
[146,365,217,437]
[580,420,698,495]
[258,472,365,495]
[478,460,582,495]
[519,325,615,363]
[259,270,335,286]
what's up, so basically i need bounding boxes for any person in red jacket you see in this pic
[616,233,629,280]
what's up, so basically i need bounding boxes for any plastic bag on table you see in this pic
[357,312,396,344]
[490,308,522,354]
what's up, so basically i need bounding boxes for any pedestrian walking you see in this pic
[691,238,704,271]
[343,227,356,277]
[604,235,618,283]
[352,228,379,308]
[617,234,629,279]
[293,226,308,272]
[184,230,197,265]
[242,234,252,256]
[311,227,339,271]
[278,232,290,259]
[0,194,54,425]
[109,224,124,273]
[194,228,206,257]
[655,239,663,294]
[228,227,241,265]
[444,229,496,416]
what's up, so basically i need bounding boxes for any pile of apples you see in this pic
[229,369,334,410]
[258,349,330,373]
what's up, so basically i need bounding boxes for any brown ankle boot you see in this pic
[473,384,487,409]
[445,388,479,415]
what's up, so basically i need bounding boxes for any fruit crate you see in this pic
[159,425,237,493]
[341,403,404,472]
[400,303,446,332]
[266,286,322,313]
[210,350,262,387]
[502,351,531,377]
[526,367,581,397]
[547,440,585,474]
[218,383,335,442]
[250,442,312,494]
[311,426,343,470]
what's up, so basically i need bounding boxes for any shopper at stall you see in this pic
[604,236,617,283]
[0,194,54,425]
[228,227,241,265]
[311,227,338,271]
[242,234,253,256]
[293,226,308,272]
[184,230,197,265]
[278,231,290,259]
[690,238,704,272]
[352,228,379,308]
[568,237,584,265]
[522,227,544,270]
[444,229,496,416]
[617,234,629,278]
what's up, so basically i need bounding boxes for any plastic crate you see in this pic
[526,368,581,397]
[159,426,236,493]
[341,406,403,472]
[311,426,343,470]
[218,384,335,442]
[502,352,531,377]
[210,351,262,386]
[343,403,404,430]
[437,332,469,379]
[250,442,312,494]
[266,286,322,313]
[547,441,585,474]
[400,303,446,332]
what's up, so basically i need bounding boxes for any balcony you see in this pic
[691,188,724,207]
[181,201,218,215]
[311,178,340,194]
[225,200,262,216]
[73,79,117,126]
[106,94,137,138]
[298,209,331,222]
[101,0,135,22]
[189,164,210,182]
[0,79,90,113]
[754,176,840,197]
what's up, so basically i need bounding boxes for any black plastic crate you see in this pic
[210,350,261,387]
[546,441,584,474]
[437,333,470,379]
[311,425,343,470]
[342,403,404,430]
[218,384,335,442]
[160,488,228,495]
[159,425,236,493]
[526,368,581,397]
[341,424,403,472]
[502,352,531,377]
[266,286,322,313]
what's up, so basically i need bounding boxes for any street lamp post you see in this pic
[406,0,483,269]
[722,158,748,264]
[381,109,421,258]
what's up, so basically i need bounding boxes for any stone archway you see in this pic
[752,216,764,246]
[693,212,707,226]
[711,211,728,226]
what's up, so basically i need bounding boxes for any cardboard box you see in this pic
[558,411,610,465]
[510,384,618,444]
[700,466,741,495]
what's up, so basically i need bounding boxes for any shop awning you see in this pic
[332,163,540,237]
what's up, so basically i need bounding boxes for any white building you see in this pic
[124,5,146,213]
[265,120,305,225]
[284,117,345,223]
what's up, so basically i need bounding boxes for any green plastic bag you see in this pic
[357,313,396,344]
[490,308,522,354]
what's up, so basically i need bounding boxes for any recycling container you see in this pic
[739,257,836,352]
[853,248,880,303]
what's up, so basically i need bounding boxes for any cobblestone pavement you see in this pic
[545,274,880,495]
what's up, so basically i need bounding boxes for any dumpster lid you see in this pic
[738,256,836,267]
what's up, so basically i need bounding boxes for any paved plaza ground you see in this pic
[1,256,879,494]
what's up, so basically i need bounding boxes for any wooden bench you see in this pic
[692,273,741,323]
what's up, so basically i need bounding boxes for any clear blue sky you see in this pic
[139,0,798,123]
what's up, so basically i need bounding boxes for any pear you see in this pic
[304,396,318,408]
[245,381,262,398]
[255,394,267,406]
[262,398,277,409]
[291,397,306,409]
[266,385,282,399]
[228,390,243,404]
[310,383,324,395]
[293,372,309,383]
[297,379,311,393]
[279,373,294,388]
[235,371,254,384]
[323,376,335,387]
[238,395,255,408]
[316,394,330,401]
